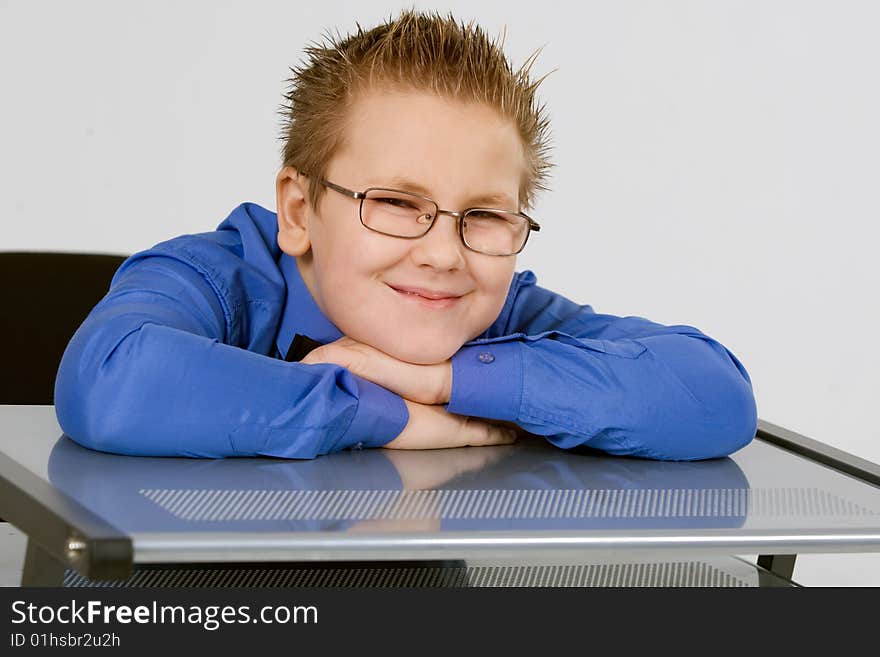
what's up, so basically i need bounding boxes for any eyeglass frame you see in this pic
[313,178,541,256]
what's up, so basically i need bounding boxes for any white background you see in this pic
[2,1,878,585]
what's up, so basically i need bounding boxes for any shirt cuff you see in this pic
[446,341,523,421]
[332,374,409,452]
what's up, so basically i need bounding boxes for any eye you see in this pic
[467,210,512,224]
[376,197,419,210]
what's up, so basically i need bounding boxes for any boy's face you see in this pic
[277,89,526,365]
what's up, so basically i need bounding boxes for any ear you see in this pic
[275,166,312,256]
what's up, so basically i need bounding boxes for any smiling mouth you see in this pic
[388,284,463,299]
[387,284,464,308]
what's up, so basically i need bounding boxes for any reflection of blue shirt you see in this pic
[47,437,750,533]
[54,203,757,461]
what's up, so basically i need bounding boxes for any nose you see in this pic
[409,210,466,270]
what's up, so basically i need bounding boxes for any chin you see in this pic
[380,340,459,365]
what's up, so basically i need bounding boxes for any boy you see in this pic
[55,10,757,460]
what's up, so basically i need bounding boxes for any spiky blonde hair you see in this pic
[279,9,553,210]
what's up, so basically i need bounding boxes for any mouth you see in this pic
[387,284,465,309]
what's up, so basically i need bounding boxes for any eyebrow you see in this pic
[381,176,517,209]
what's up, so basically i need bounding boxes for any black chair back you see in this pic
[0,252,127,404]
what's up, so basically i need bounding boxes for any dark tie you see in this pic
[284,333,325,362]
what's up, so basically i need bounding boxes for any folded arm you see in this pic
[54,254,407,458]
[445,273,758,460]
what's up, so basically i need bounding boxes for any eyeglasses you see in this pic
[316,178,541,256]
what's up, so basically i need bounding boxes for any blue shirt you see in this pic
[54,203,758,461]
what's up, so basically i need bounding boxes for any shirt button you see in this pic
[478,352,495,364]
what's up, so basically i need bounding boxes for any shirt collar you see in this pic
[276,253,343,358]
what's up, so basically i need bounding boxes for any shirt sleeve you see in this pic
[54,253,408,459]
[445,271,757,461]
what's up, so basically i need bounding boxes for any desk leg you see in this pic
[757,554,796,585]
[21,537,65,587]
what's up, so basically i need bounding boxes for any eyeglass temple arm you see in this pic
[321,179,365,200]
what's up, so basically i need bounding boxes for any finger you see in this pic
[498,426,519,444]
[464,418,517,446]
[300,345,333,366]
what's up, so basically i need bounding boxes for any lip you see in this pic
[388,284,464,300]
[387,284,465,309]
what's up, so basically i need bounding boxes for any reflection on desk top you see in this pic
[1,406,878,538]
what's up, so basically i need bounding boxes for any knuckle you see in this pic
[472,422,492,446]
[309,346,325,360]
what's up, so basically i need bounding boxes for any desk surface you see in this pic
[2,405,880,570]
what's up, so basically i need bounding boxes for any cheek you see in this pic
[314,236,398,310]
[314,228,373,279]
[471,262,516,319]
[477,259,515,296]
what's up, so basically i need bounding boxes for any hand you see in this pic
[384,399,519,450]
[301,336,452,405]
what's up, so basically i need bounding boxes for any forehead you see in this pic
[330,88,525,205]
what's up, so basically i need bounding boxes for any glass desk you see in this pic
[2,406,879,587]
